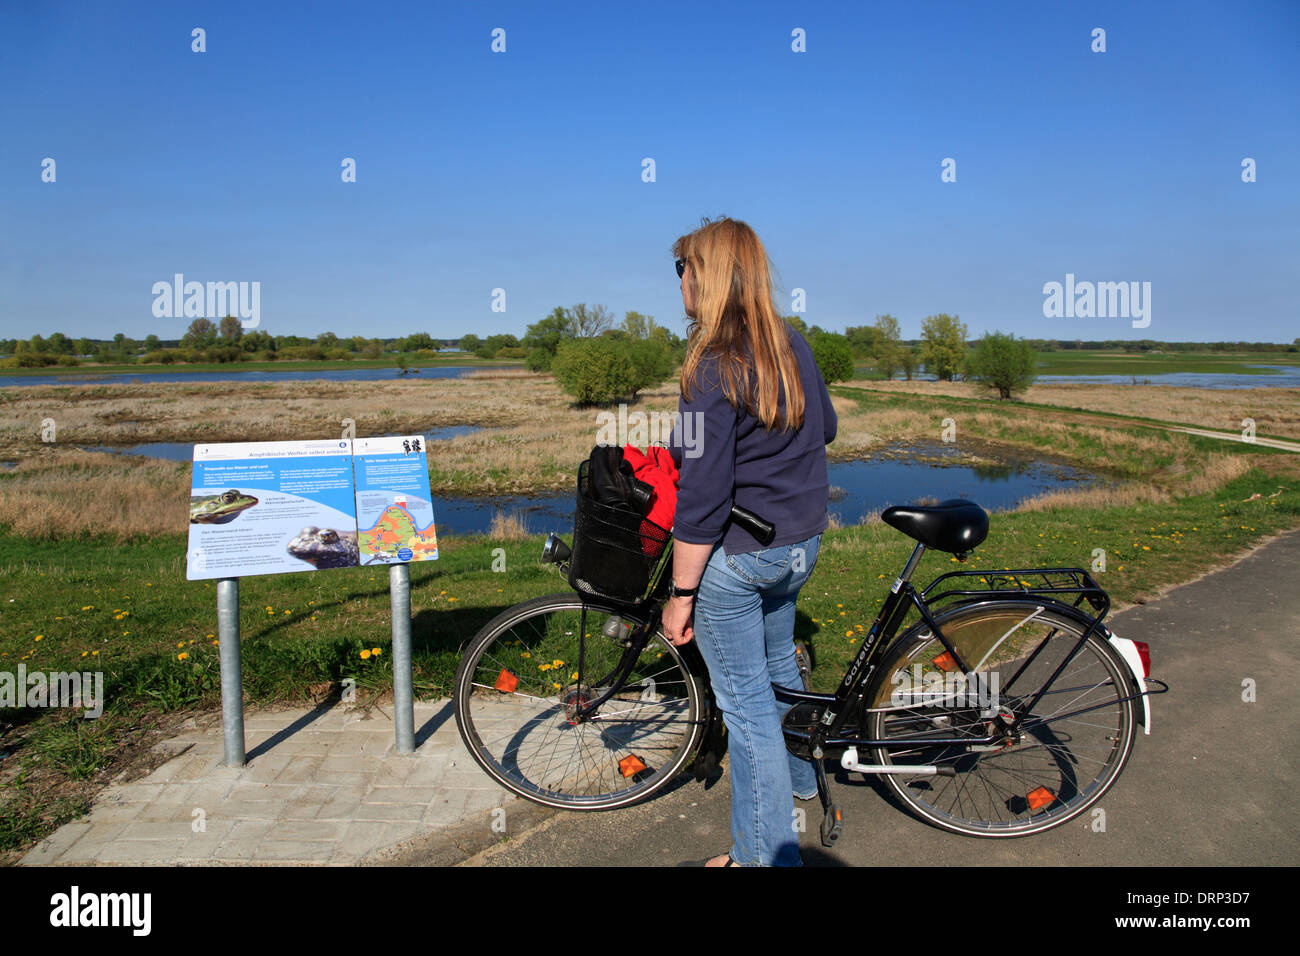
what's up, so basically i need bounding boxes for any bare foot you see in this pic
[704,854,733,867]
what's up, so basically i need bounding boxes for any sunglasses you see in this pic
[675,258,688,278]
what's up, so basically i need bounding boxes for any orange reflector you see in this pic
[494,669,519,693]
[1026,786,1055,810]
[619,755,648,777]
[933,651,957,672]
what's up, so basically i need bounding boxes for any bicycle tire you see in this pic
[453,592,708,810]
[864,599,1138,837]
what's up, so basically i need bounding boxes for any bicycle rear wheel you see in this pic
[864,600,1138,837]
[453,593,707,810]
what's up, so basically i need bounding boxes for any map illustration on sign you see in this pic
[353,436,438,565]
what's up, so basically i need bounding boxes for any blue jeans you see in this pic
[691,533,821,866]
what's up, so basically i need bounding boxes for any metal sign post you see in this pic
[390,563,415,753]
[217,577,246,767]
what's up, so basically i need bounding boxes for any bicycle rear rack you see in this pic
[921,566,1110,617]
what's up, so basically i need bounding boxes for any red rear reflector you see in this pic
[494,669,519,693]
[933,651,957,672]
[1133,641,1151,678]
[1026,787,1055,810]
[619,755,647,777]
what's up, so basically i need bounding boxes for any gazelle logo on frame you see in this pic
[151,273,261,328]
[889,665,1000,709]
[1042,273,1151,329]
[0,665,104,718]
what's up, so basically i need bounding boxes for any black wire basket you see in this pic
[568,459,671,601]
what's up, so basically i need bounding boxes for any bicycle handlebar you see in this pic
[729,504,775,546]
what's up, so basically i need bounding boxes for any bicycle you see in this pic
[453,487,1167,842]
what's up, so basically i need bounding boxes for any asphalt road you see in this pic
[456,529,1300,867]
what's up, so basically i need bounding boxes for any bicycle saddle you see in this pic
[881,499,989,554]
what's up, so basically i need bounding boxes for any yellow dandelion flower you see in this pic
[177,641,185,648]
[521,651,531,659]
[177,652,189,661]
[34,635,43,641]
[372,647,382,656]
[360,649,371,660]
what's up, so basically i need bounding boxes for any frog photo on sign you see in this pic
[286,526,360,569]
[189,490,259,524]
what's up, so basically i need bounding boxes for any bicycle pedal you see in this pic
[820,805,844,847]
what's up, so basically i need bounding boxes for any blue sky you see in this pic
[1,0,1296,343]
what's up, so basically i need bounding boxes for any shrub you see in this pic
[966,331,1037,399]
[525,348,553,372]
[551,337,638,405]
[811,333,855,383]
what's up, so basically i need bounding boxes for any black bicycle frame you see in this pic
[566,539,1163,739]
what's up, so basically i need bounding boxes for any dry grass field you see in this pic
[1,370,1295,540]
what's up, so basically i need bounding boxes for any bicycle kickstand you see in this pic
[814,754,844,848]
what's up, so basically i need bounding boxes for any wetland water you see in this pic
[60,437,1099,536]
[0,365,515,388]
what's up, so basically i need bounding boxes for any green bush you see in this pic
[551,338,638,405]
[526,348,553,372]
[966,331,1037,399]
[811,333,855,383]
[625,338,675,399]
[495,346,528,359]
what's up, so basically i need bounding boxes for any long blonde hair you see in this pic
[674,216,805,431]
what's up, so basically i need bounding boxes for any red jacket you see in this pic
[621,444,679,544]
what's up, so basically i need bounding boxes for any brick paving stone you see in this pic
[275,755,326,784]
[19,822,92,865]
[251,840,335,863]
[354,802,427,823]
[95,840,191,864]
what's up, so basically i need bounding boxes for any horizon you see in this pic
[2,0,1296,343]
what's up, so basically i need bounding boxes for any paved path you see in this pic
[20,698,530,865]
[458,528,1300,867]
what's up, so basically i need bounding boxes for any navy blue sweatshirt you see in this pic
[667,325,837,555]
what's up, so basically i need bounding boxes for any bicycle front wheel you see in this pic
[453,593,708,810]
[865,599,1138,837]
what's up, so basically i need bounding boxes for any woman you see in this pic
[662,216,837,867]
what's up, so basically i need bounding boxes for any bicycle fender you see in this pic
[1106,630,1151,735]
